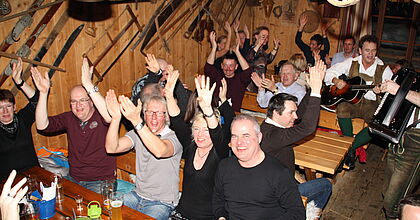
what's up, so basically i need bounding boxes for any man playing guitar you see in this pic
[380,79,420,220]
[324,35,393,169]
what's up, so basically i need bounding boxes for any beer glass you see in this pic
[110,192,123,220]
[100,180,114,211]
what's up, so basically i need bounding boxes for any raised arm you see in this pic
[0,170,28,220]
[119,96,175,158]
[215,21,232,59]
[105,90,133,153]
[207,31,218,65]
[234,38,249,70]
[12,58,35,98]
[81,57,111,123]
[267,39,280,64]
[164,65,181,117]
[295,15,309,51]
[32,67,50,130]
[195,76,218,129]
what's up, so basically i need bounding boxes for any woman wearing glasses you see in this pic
[0,58,40,179]
[165,67,234,220]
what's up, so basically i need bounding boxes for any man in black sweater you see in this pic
[213,114,305,220]
[260,60,332,219]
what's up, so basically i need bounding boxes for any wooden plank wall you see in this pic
[0,0,342,150]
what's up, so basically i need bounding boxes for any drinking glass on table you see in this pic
[100,180,114,211]
[75,194,84,212]
[50,174,64,203]
[110,192,123,220]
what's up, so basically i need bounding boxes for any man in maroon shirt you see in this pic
[33,58,116,193]
[205,31,253,112]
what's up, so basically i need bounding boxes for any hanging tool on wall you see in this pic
[94,30,140,85]
[262,0,274,18]
[47,24,84,79]
[84,5,143,83]
[184,0,213,39]
[0,0,44,52]
[0,51,65,72]
[85,22,97,37]
[143,0,208,51]
[0,0,64,23]
[11,12,70,95]
[0,0,63,87]
[0,0,11,16]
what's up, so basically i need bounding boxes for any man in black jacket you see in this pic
[260,60,332,219]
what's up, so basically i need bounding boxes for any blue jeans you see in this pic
[64,176,117,194]
[383,128,420,219]
[298,178,332,209]
[124,191,174,220]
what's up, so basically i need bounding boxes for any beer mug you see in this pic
[110,192,123,220]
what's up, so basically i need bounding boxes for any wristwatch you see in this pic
[88,86,99,95]
[15,80,24,89]
[135,121,145,131]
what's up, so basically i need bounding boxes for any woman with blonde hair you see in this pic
[289,53,309,88]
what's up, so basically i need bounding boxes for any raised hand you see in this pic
[243,24,250,38]
[145,54,160,73]
[261,76,276,92]
[233,20,240,33]
[223,21,231,33]
[321,20,334,36]
[11,58,23,85]
[30,66,50,94]
[195,76,216,111]
[105,90,122,119]
[251,72,263,88]
[273,39,280,50]
[210,31,217,49]
[164,65,179,99]
[308,59,326,94]
[313,49,321,62]
[299,14,308,31]
[81,57,94,86]
[219,78,228,103]
[118,95,142,126]
[234,38,241,53]
[0,170,28,220]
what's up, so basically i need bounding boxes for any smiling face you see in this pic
[272,100,298,128]
[217,37,227,51]
[144,99,167,134]
[359,41,377,67]
[0,100,15,124]
[221,59,238,78]
[70,86,95,122]
[280,64,299,87]
[192,118,213,149]
[230,118,263,167]
[310,40,321,52]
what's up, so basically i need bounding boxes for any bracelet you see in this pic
[203,111,214,118]
[15,80,24,89]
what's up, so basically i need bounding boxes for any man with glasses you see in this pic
[34,58,116,193]
[104,91,182,220]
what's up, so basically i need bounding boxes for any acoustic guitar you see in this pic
[321,76,375,112]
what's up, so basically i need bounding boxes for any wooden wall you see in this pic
[0,0,343,150]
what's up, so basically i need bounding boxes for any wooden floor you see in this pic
[322,145,388,220]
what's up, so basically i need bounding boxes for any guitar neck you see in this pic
[350,85,376,90]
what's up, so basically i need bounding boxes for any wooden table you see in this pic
[1,167,155,220]
[294,130,354,180]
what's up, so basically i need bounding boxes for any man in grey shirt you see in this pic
[105,91,182,220]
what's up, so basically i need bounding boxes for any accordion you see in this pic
[369,68,420,144]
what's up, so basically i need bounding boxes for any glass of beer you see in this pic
[110,192,123,220]
[101,180,114,211]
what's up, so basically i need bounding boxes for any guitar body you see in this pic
[321,76,368,112]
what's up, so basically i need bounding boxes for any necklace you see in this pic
[196,149,210,159]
